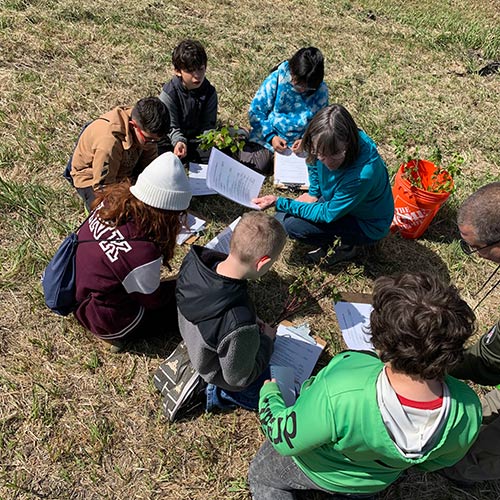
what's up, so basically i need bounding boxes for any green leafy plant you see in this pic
[197,126,246,155]
[401,156,462,194]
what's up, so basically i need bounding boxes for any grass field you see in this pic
[0,0,499,498]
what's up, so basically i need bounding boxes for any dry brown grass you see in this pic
[1,0,499,498]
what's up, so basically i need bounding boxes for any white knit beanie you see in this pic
[130,152,192,211]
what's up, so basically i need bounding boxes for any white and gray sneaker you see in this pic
[154,341,206,422]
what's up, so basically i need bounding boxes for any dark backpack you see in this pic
[41,220,149,316]
[41,231,81,315]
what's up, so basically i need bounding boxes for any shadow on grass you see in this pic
[284,234,451,284]
[249,268,324,326]
[297,468,500,499]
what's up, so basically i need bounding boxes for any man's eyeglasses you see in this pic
[460,238,500,255]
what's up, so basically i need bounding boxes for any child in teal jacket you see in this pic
[249,273,481,498]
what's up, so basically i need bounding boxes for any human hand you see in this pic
[174,142,187,159]
[263,378,277,385]
[296,193,319,203]
[271,136,288,153]
[252,195,277,209]
[259,322,277,340]
[291,139,302,153]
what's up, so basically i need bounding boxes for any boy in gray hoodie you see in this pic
[176,212,286,411]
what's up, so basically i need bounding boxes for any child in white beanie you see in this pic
[73,152,192,352]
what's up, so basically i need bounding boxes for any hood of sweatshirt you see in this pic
[176,245,251,324]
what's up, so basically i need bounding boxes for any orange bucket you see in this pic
[391,160,453,239]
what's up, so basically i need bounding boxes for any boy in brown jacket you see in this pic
[69,96,170,210]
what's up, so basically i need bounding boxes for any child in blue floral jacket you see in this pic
[240,47,329,174]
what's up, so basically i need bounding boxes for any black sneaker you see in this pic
[306,244,358,266]
[153,341,205,422]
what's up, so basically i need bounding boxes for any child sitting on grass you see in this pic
[248,272,481,499]
[74,152,192,352]
[68,97,170,211]
[154,212,286,419]
[240,47,329,175]
[159,39,218,164]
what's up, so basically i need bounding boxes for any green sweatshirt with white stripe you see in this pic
[258,351,481,494]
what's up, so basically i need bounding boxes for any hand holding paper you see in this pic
[252,195,277,210]
[207,148,265,209]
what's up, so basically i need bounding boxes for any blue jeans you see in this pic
[205,367,270,411]
[249,441,376,500]
[275,210,376,248]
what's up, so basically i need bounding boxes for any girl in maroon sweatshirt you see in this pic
[74,152,192,349]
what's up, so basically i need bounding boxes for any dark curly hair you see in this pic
[370,272,475,380]
[172,39,208,72]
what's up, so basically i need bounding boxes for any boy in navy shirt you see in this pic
[159,39,217,164]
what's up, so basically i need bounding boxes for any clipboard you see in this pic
[273,151,309,191]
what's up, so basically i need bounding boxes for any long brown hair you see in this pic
[91,180,185,263]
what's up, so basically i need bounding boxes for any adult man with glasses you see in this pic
[442,182,500,487]
[68,97,170,211]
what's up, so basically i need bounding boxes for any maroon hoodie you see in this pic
[74,208,164,339]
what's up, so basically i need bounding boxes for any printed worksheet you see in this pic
[176,214,206,245]
[270,365,297,407]
[334,300,374,351]
[207,148,264,209]
[270,324,324,391]
[188,162,217,196]
[274,150,309,187]
[205,217,241,254]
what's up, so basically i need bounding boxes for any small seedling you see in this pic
[197,126,246,155]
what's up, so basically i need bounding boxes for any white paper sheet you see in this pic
[274,150,309,187]
[188,162,218,196]
[270,365,297,407]
[270,324,324,391]
[205,217,241,254]
[334,301,374,351]
[176,214,206,245]
[207,148,265,209]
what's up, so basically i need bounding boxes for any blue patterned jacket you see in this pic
[248,61,329,150]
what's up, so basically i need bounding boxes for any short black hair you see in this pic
[131,97,170,137]
[302,104,359,167]
[172,39,208,72]
[288,47,324,91]
[370,273,475,380]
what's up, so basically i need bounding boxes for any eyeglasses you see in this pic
[131,121,160,144]
[460,238,500,255]
[315,150,346,161]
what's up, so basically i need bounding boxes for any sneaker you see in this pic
[104,338,127,353]
[306,244,358,266]
[153,341,205,422]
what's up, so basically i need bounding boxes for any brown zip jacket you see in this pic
[70,106,157,189]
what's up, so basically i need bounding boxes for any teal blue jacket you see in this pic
[275,130,394,241]
[259,351,481,494]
